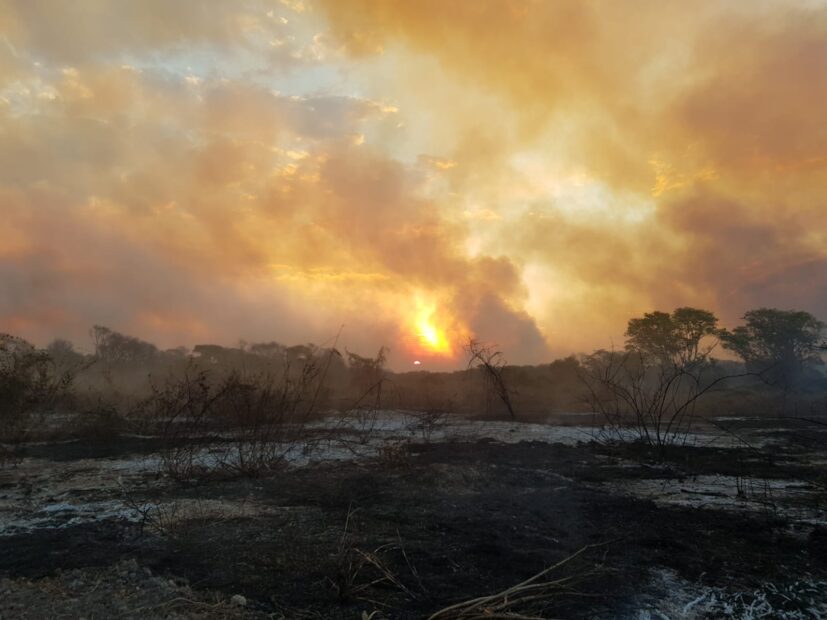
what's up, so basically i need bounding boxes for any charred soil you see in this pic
[1,420,826,618]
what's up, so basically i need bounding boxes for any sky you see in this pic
[1,0,825,369]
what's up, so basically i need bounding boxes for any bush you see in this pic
[138,354,330,479]
[0,334,75,459]
[579,349,733,453]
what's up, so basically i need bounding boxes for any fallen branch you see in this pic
[427,542,611,620]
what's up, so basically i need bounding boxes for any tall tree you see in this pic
[625,307,719,367]
[90,325,157,363]
[720,308,825,386]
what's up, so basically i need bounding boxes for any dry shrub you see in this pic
[330,506,422,605]
[138,353,330,479]
[322,347,391,456]
[1,334,76,462]
[69,405,126,441]
[465,340,517,420]
[376,442,413,468]
[406,399,453,443]
[579,349,747,454]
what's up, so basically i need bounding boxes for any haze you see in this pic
[2,0,825,369]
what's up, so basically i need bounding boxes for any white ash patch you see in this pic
[635,567,827,619]
[0,454,160,536]
[312,410,605,446]
[601,475,827,524]
[0,499,143,536]
[3,412,821,536]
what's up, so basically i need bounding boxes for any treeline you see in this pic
[392,306,826,419]
[1,306,825,427]
[2,325,395,412]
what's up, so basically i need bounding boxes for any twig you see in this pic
[427,542,611,620]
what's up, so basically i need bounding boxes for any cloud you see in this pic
[0,33,548,365]
[2,0,825,367]
[317,0,827,350]
[2,0,261,62]
[656,189,827,323]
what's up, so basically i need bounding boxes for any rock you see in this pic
[230,594,247,607]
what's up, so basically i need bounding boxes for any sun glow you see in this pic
[411,296,454,357]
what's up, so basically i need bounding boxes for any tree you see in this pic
[579,307,736,453]
[347,347,388,402]
[1,335,51,416]
[625,307,719,367]
[90,325,158,363]
[1,334,75,451]
[248,341,287,358]
[46,338,85,368]
[720,308,825,387]
[466,339,517,420]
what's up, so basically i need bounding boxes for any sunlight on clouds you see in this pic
[0,0,825,366]
[649,159,719,198]
[269,264,391,283]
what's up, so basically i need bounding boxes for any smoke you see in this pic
[318,0,827,352]
[1,1,824,366]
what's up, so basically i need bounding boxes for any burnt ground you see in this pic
[1,419,827,618]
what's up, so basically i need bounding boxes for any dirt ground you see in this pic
[1,414,826,619]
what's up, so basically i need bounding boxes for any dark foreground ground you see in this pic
[1,416,827,619]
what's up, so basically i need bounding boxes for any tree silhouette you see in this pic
[625,307,719,367]
[720,308,825,388]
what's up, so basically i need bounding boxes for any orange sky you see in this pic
[1,0,825,369]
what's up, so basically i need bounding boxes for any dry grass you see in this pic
[329,506,422,607]
[427,543,610,620]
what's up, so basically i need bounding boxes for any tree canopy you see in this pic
[720,308,825,386]
[90,325,158,363]
[625,307,719,367]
